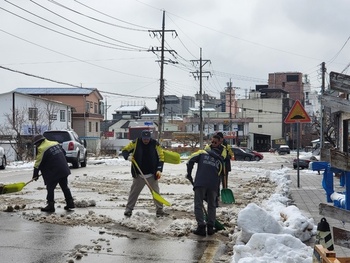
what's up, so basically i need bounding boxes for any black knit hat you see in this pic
[33,134,45,145]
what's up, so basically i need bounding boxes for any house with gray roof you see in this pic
[15,87,104,154]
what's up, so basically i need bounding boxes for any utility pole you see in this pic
[149,11,177,141]
[320,62,326,150]
[104,97,112,134]
[191,48,211,148]
[228,81,233,145]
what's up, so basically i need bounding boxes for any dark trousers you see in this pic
[46,176,73,202]
[194,187,217,226]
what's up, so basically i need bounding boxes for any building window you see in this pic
[60,110,65,122]
[28,107,38,120]
[286,75,299,82]
[258,125,262,128]
[89,122,92,132]
[95,122,98,132]
[94,103,98,113]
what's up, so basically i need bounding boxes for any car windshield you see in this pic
[43,132,70,143]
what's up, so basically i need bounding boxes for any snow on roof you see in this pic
[14,87,99,96]
[115,105,149,112]
[189,107,217,112]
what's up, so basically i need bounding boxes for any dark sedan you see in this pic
[231,147,254,161]
[293,156,319,169]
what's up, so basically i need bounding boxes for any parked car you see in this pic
[293,155,319,169]
[0,146,6,169]
[43,130,87,168]
[241,147,264,161]
[231,147,254,161]
[277,145,291,155]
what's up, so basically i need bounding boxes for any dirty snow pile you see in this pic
[232,168,316,263]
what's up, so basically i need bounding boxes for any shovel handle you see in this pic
[223,173,228,189]
[26,174,42,185]
[131,159,154,191]
[25,179,34,185]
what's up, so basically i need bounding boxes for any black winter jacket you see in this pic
[34,139,71,185]
[187,149,223,192]
[122,138,164,178]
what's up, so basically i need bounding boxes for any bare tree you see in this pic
[311,106,336,147]
[0,107,30,161]
[172,132,200,149]
[0,99,61,161]
[43,100,60,130]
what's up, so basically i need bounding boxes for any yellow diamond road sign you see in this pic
[284,100,311,123]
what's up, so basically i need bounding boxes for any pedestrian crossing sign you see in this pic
[284,100,311,123]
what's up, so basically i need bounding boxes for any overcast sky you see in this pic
[1,0,349,117]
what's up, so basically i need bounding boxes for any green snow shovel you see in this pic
[132,159,171,206]
[221,174,235,204]
[186,175,225,231]
[1,177,37,195]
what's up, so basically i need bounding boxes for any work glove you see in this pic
[32,168,39,181]
[156,171,162,180]
[127,155,133,162]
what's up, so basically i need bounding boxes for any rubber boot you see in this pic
[41,202,55,213]
[64,199,75,211]
[207,224,215,236]
[193,225,206,236]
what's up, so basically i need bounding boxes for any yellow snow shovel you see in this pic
[131,159,171,206]
[1,177,37,195]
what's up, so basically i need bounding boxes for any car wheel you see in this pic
[72,152,80,168]
[81,153,87,168]
[244,156,251,161]
[254,156,260,161]
[0,155,6,170]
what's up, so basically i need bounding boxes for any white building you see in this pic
[0,92,72,161]
[236,91,284,150]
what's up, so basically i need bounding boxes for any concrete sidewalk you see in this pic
[289,169,350,257]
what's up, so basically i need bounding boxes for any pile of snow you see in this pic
[232,168,316,263]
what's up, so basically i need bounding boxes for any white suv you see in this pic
[43,130,87,168]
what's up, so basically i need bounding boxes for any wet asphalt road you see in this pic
[1,212,225,263]
[0,165,227,263]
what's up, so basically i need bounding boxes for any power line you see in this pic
[0,28,157,80]
[0,6,144,51]
[0,64,159,100]
[30,0,148,49]
[0,65,81,87]
[3,1,147,51]
[73,0,154,31]
[49,0,151,32]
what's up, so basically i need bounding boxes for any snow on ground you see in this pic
[1,152,318,262]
